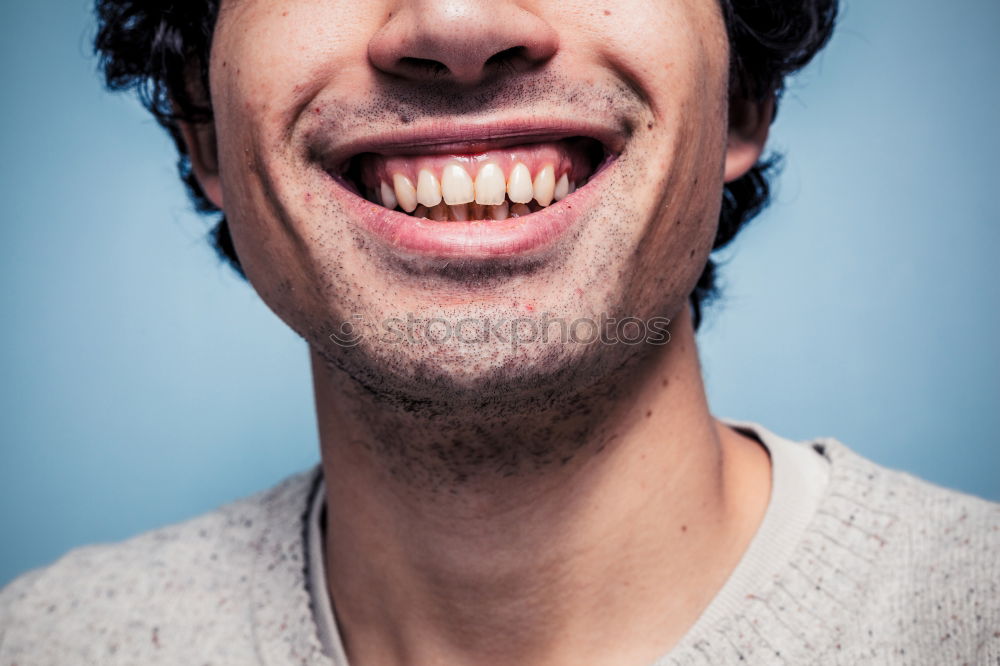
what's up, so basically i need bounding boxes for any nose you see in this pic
[368,1,559,85]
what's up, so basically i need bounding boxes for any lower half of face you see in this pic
[210,0,730,409]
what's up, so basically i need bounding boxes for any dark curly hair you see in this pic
[94,0,837,329]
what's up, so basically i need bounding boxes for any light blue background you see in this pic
[2,1,998,586]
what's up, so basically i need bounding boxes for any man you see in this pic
[1,0,997,664]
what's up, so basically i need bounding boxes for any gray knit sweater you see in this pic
[1,424,998,665]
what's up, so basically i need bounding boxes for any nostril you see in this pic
[395,48,527,81]
[397,57,450,78]
[485,46,525,66]
[484,46,528,74]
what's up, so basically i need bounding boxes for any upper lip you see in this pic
[313,117,627,173]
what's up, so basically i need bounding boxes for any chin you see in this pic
[313,307,647,414]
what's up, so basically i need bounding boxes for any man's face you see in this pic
[196,0,746,405]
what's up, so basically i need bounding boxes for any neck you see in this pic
[312,307,771,666]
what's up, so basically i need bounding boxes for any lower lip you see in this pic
[327,164,610,260]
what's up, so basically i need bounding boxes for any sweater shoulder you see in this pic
[814,439,1000,661]
[0,467,319,665]
[819,437,1000,562]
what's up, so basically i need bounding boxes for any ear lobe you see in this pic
[178,118,224,209]
[724,96,774,183]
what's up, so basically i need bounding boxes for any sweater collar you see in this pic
[250,425,891,665]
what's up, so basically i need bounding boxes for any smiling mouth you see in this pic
[312,121,623,258]
[335,136,609,221]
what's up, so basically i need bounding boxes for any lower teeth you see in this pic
[404,200,541,222]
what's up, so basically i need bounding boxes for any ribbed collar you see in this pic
[251,424,893,665]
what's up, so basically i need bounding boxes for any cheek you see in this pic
[564,0,729,259]
[644,25,730,305]
[211,2,375,116]
[619,106,729,317]
[560,0,729,106]
[629,176,723,319]
[208,1,385,232]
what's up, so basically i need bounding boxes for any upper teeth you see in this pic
[532,165,555,207]
[379,181,398,210]
[441,164,475,205]
[554,173,570,202]
[474,164,506,206]
[393,173,418,213]
[507,163,534,204]
[381,162,577,220]
[416,169,442,208]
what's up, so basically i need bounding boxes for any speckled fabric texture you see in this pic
[1,429,999,665]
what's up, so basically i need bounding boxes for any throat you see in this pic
[311,310,745,666]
